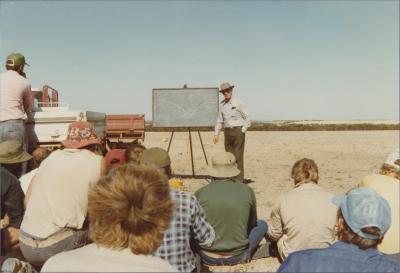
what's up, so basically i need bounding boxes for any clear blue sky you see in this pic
[1,1,398,121]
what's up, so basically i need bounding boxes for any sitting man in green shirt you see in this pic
[194,152,268,265]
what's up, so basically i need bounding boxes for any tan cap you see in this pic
[0,140,32,164]
[208,152,240,178]
[140,147,171,168]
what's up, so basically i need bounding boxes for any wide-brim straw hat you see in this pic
[0,140,32,164]
[208,152,240,178]
[61,121,102,149]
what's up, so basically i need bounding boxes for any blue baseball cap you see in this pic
[332,187,391,240]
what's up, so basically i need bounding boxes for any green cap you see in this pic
[140,147,171,168]
[0,140,32,164]
[6,53,29,68]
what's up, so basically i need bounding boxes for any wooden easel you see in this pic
[167,128,208,177]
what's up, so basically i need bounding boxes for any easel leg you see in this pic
[197,131,208,165]
[167,131,174,153]
[189,128,195,176]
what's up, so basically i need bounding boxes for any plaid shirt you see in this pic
[154,190,215,272]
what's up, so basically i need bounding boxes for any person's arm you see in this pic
[267,199,284,241]
[3,179,25,228]
[23,84,33,112]
[213,106,223,144]
[248,188,258,232]
[237,100,251,133]
[190,195,215,247]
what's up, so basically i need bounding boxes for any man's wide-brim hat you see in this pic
[0,140,32,164]
[219,82,234,92]
[61,121,102,149]
[208,151,240,178]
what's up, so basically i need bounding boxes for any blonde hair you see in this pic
[88,164,173,255]
[291,158,319,184]
[380,163,400,180]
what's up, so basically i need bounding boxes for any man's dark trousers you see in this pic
[224,126,245,181]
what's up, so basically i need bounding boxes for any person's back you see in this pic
[0,70,31,123]
[278,241,400,272]
[196,179,256,255]
[271,183,337,257]
[21,148,102,238]
[154,189,214,272]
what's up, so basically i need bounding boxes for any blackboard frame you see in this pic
[152,87,219,128]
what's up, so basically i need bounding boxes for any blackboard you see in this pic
[152,87,219,127]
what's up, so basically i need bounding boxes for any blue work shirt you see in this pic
[278,241,400,272]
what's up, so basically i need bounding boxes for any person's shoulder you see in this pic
[42,244,93,271]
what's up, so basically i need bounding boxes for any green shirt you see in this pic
[195,179,257,255]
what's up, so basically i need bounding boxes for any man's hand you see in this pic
[213,135,219,144]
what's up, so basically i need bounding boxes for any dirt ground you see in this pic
[143,130,399,272]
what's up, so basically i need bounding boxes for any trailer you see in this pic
[27,85,145,149]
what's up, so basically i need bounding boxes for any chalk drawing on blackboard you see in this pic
[158,99,216,120]
[152,87,219,127]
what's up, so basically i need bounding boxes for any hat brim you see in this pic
[219,85,234,92]
[208,165,240,178]
[0,151,32,164]
[61,138,101,149]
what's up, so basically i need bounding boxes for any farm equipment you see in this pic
[27,85,145,149]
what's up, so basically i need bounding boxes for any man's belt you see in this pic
[19,229,77,248]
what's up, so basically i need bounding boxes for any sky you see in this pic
[0,0,398,121]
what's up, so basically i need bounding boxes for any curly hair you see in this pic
[88,164,174,255]
[291,158,319,184]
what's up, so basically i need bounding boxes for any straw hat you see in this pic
[0,140,32,164]
[208,152,240,178]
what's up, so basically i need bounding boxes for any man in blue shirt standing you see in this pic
[278,187,400,272]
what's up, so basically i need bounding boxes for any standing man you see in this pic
[213,82,251,181]
[0,53,32,149]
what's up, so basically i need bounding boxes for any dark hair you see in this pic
[338,209,382,249]
[125,143,146,163]
[32,147,51,169]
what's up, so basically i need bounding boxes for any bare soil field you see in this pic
[143,130,399,272]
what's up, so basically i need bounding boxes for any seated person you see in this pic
[20,122,107,267]
[278,188,400,272]
[194,152,267,265]
[41,164,177,272]
[358,150,399,257]
[267,158,337,261]
[0,140,31,268]
[140,147,215,272]
[125,143,146,164]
